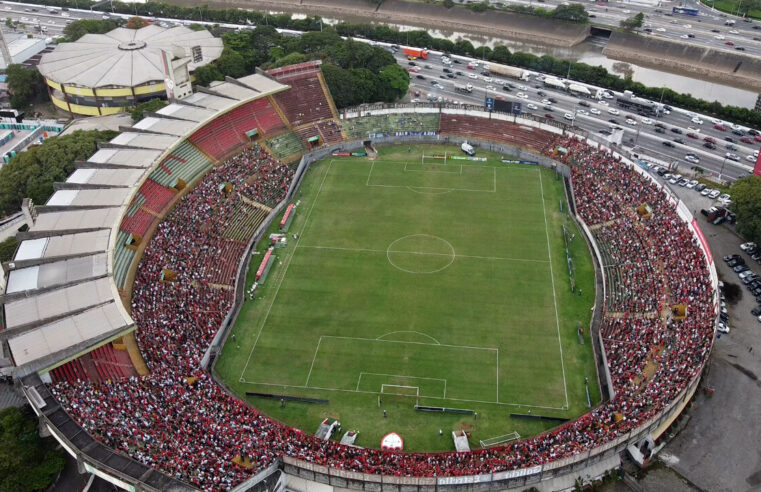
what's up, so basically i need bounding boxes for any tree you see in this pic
[130,98,168,122]
[193,64,224,87]
[552,3,589,22]
[216,48,247,78]
[469,1,489,12]
[375,64,410,102]
[270,52,308,68]
[125,16,150,29]
[63,19,120,41]
[0,130,117,215]
[620,12,644,31]
[0,236,18,263]
[0,406,65,492]
[442,0,455,8]
[5,64,43,110]
[731,175,761,245]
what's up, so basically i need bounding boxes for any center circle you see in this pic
[386,234,455,274]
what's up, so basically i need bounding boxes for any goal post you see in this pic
[378,384,420,407]
[421,152,448,166]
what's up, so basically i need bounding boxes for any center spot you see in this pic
[386,234,455,274]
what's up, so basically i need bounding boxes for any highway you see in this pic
[397,49,759,182]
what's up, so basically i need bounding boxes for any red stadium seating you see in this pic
[268,66,334,127]
[438,114,549,150]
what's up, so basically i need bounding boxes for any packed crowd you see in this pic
[49,133,714,491]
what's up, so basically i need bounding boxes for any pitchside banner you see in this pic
[754,151,761,177]
[692,218,713,265]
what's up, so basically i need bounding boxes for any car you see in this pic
[717,322,730,334]
[686,132,700,139]
[685,154,700,164]
[715,35,726,40]
[443,68,452,73]
[548,97,558,103]
[590,108,601,115]
[425,64,433,69]
[527,103,538,110]
[626,118,637,125]
[741,242,758,252]
[433,83,444,89]
[725,40,735,46]
[456,71,464,76]
[732,128,745,136]
[655,127,666,134]
[608,108,620,115]
[579,100,590,107]
[686,179,698,189]
[740,137,754,144]
[608,119,619,125]
[407,68,419,73]
[718,193,731,202]
[544,113,554,119]
[482,76,492,83]
[541,99,552,105]
[725,136,735,143]
[729,29,739,34]
[749,129,760,136]
[701,187,713,196]
[517,92,529,99]
[669,174,682,184]
[747,155,757,162]
[656,27,666,32]
[657,167,668,176]
[662,140,675,147]
[726,153,740,161]
[415,74,425,79]
[723,254,742,262]
[735,264,751,273]
[728,257,745,267]
[468,73,478,79]
[641,118,653,125]
[752,306,761,316]
[671,127,683,134]
[736,46,746,51]
[680,34,689,39]
[695,184,707,192]
[486,85,495,90]
[755,135,761,143]
[564,113,575,121]
[446,73,455,78]
[677,178,689,186]
[599,100,609,106]
[753,252,761,262]
[704,142,717,150]
[598,129,612,135]
[708,189,721,199]
[408,61,417,66]
[691,116,704,124]
[576,109,589,115]
[714,124,728,131]
[711,29,721,33]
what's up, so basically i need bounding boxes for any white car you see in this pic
[482,76,492,83]
[485,85,495,91]
[641,118,653,125]
[468,73,478,79]
[725,153,740,161]
[599,100,609,106]
[741,242,757,251]
[711,118,723,124]
[687,126,701,133]
[656,27,666,32]
[576,109,589,115]
[718,193,731,202]
[729,29,739,34]
[684,24,692,28]
[519,85,528,91]
[564,113,575,121]
[680,34,689,39]
[602,92,614,99]
[590,108,601,115]
[747,155,757,162]
[541,99,552,105]
[717,321,730,334]
[626,118,637,125]
[686,180,698,189]
[708,189,721,199]
[715,35,726,40]
[527,103,538,110]
[691,116,703,124]
[608,108,620,115]
[701,187,713,196]
[518,92,529,99]
[685,154,700,164]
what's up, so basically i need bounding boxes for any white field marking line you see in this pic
[297,244,550,263]
[320,334,498,352]
[538,169,570,410]
[356,372,447,398]
[366,160,375,186]
[405,187,454,195]
[496,348,500,404]
[239,159,335,381]
[368,183,495,193]
[238,379,567,410]
[304,336,323,387]
[365,160,493,193]
[376,330,441,344]
[404,161,462,174]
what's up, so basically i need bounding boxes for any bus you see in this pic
[672,6,699,15]
[616,96,661,117]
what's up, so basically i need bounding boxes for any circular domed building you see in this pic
[38,24,223,116]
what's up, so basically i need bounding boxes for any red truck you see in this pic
[403,47,428,60]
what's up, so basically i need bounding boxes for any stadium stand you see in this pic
[148,141,213,188]
[343,113,440,139]
[268,61,336,127]
[265,131,305,161]
[438,114,548,150]
[113,230,136,289]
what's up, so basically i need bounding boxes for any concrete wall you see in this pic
[604,31,761,92]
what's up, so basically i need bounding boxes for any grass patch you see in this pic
[699,0,761,19]
[697,177,731,194]
[216,143,599,452]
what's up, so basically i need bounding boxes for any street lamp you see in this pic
[718,155,727,182]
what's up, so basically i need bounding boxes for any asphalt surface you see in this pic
[398,49,760,182]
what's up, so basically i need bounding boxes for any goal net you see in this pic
[421,152,448,167]
[479,432,521,449]
[378,384,420,407]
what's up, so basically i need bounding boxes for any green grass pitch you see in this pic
[216,144,600,452]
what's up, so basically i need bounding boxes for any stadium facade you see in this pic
[37,25,223,116]
[0,61,718,491]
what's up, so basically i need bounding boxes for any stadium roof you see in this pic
[3,73,290,375]
[38,25,223,88]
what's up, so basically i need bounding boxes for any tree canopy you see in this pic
[130,98,168,122]
[0,406,65,492]
[731,175,761,245]
[620,12,645,31]
[5,64,44,110]
[0,130,117,215]
[63,18,120,41]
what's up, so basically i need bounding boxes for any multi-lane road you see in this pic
[396,49,759,182]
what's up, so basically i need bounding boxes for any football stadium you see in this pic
[2,61,718,491]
